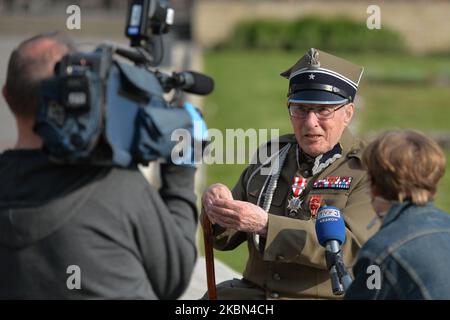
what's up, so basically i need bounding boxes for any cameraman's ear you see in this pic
[2,85,12,108]
[2,85,8,103]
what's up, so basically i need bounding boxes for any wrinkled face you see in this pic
[289,102,354,157]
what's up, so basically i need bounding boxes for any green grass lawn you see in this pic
[359,84,450,132]
[199,50,450,273]
[348,53,450,82]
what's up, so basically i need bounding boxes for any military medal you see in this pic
[313,176,352,190]
[309,195,323,218]
[287,197,303,214]
[287,176,308,214]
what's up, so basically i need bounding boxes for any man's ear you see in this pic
[343,102,355,126]
[2,85,13,111]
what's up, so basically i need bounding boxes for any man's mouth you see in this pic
[304,134,323,140]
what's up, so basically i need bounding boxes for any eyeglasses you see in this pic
[288,103,347,120]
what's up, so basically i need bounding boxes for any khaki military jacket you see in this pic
[212,129,379,299]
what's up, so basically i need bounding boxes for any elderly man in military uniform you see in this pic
[202,48,378,299]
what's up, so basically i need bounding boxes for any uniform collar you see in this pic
[296,128,359,159]
[297,142,343,176]
[296,128,360,175]
[287,128,362,176]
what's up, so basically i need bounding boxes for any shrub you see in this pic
[218,15,407,53]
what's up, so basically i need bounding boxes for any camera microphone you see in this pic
[172,71,215,96]
[156,70,215,96]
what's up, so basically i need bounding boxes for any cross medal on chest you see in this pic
[287,176,308,214]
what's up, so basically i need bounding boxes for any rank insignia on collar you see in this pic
[313,176,352,190]
[287,176,308,214]
[309,195,323,218]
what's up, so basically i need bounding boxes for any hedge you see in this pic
[218,15,407,53]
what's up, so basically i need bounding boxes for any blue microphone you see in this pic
[315,206,353,295]
[316,206,346,246]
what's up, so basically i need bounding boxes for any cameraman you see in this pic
[0,32,198,299]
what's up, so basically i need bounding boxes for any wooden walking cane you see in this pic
[201,207,217,300]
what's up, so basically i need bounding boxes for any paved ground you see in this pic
[179,257,241,300]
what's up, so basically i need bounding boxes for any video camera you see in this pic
[35,0,213,167]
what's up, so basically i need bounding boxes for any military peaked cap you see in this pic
[281,48,364,105]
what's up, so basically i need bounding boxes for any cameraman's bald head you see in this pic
[3,32,76,119]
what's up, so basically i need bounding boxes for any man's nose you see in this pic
[303,110,320,127]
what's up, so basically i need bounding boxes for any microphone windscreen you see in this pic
[184,71,215,95]
[315,206,346,247]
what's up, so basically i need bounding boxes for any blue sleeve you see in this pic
[345,257,381,299]
[345,254,422,299]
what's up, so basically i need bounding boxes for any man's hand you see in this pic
[204,199,268,236]
[202,183,233,207]
[201,183,233,227]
